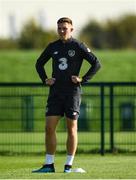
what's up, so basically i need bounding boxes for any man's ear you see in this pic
[71,27,74,31]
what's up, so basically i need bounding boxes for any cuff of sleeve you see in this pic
[81,77,89,85]
[42,78,48,85]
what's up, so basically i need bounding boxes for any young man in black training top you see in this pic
[33,17,101,173]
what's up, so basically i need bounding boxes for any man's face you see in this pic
[57,22,73,41]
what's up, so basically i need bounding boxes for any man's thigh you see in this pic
[65,93,81,120]
[46,93,64,116]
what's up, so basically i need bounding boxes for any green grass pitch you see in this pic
[0,50,136,179]
[0,154,136,179]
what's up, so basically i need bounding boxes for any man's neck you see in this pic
[61,36,72,43]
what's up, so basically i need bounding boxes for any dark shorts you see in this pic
[46,91,81,120]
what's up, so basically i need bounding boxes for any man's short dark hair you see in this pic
[57,17,73,25]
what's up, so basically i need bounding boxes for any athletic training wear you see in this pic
[64,165,72,173]
[36,37,101,90]
[46,87,81,119]
[36,37,101,119]
[32,164,55,173]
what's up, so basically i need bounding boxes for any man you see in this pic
[33,17,101,173]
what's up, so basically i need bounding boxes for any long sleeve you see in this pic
[80,43,101,83]
[35,44,51,84]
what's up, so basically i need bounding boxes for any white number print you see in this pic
[58,58,68,70]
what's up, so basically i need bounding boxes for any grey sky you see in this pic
[0,0,135,37]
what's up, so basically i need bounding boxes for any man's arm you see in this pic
[82,58,101,83]
[35,45,51,84]
[80,43,101,84]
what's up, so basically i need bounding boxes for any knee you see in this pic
[45,125,55,135]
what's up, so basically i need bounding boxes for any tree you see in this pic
[106,14,136,49]
[105,20,123,49]
[117,14,136,48]
[79,14,136,49]
[18,19,57,49]
[79,20,106,49]
[0,38,18,49]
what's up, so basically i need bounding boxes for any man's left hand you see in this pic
[71,75,82,84]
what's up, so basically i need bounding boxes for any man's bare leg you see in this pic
[65,118,78,167]
[45,116,60,164]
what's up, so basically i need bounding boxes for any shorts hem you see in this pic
[46,113,63,117]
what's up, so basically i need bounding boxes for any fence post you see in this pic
[100,85,105,155]
[109,85,114,152]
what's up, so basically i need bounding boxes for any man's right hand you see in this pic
[45,78,56,86]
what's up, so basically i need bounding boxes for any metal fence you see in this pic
[0,82,136,155]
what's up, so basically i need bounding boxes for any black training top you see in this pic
[36,37,101,93]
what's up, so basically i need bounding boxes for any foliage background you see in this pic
[0,14,136,50]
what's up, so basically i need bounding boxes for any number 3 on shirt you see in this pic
[58,58,68,70]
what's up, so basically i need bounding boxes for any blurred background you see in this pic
[0,0,136,82]
[0,0,136,155]
[0,0,136,49]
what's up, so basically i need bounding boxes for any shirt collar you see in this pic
[59,37,73,44]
